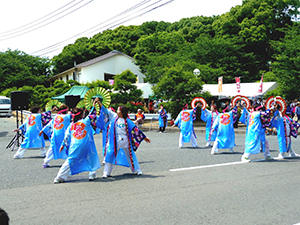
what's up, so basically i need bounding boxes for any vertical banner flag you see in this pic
[235,77,241,93]
[218,77,223,93]
[109,79,114,85]
[258,74,263,93]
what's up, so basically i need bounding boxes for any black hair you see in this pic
[72,107,84,123]
[0,208,9,225]
[31,106,40,113]
[119,105,128,119]
[58,104,68,114]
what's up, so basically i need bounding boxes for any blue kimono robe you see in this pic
[240,108,271,154]
[271,110,300,153]
[212,108,238,149]
[201,109,218,141]
[42,114,71,160]
[19,111,52,149]
[96,105,110,155]
[158,108,168,128]
[98,108,146,171]
[174,107,197,143]
[62,108,100,175]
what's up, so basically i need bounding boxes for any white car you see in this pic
[0,96,12,117]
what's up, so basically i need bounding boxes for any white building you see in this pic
[48,50,145,85]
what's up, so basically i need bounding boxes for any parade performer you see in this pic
[39,104,71,168]
[173,103,200,148]
[98,103,151,178]
[158,104,168,133]
[271,105,300,159]
[201,104,218,147]
[53,102,101,184]
[96,103,110,164]
[13,106,55,159]
[239,103,273,161]
[210,104,239,154]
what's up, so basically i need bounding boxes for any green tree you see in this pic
[272,23,300,99]
[0,49,51,92]
[152,64,204,117]
[111,69,143,112]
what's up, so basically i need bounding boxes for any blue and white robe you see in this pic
[98,108,146,171]
[239,108,271,154]
[19,111,52,149]
[212,108,238,149]
[42,114,71,160]
[61,108,100,175]
[158,109,168,128]
[201,109,218,142]
[271,110,300,153]
[174,107,197,143]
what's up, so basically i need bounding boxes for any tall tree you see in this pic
[272,23,300,99]
[0,50,50,92]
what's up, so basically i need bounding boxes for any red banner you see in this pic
[258,74,263,93]
[235,77,241,93]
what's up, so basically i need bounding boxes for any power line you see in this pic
[33,0,174,57]
[31,0,152,55]
[0,0,77,35]
[0,0,93,40]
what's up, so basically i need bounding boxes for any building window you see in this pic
[73,72,76,81]
[66,75,69,81]
[104,73,115,81]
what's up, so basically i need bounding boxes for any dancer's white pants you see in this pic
[55,160,96,180]
[43,147,54,164]
[14,147,46,158]
[103,147,141,176]
[179,133,198,147]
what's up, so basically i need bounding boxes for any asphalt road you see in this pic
[0,117,300,225]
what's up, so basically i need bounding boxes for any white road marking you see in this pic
[169,156,299,172]
[169,161,249,172]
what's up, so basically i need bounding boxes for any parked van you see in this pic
[0,96,12,117]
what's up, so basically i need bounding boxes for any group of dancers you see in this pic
[13,97,151,184]
[173,96,300,162]
[12,95,300,183]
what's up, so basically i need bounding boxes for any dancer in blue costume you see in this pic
[210,103,239,155]
[201,104,218,147]
[240,103,273,161]
[39,104,72,168]
[96,104,110,164]
[271,104,300,159]
[13,106,55,159]
[53,102,101,184]
[158,104,168,133]
[173,103,200,148]
[98,103,151,178]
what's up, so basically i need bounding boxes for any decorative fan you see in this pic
[231,95,251,109]
[45,99,62,111]
[265,96,286,114]
[191,97,207,110]
[76,100,86,108]
[231,95,241,106]
[83,87,111,110]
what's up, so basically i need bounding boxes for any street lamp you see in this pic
[193,68,200,79]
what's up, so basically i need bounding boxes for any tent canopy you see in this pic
[133,83,154,99]
[52,86,90,103]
